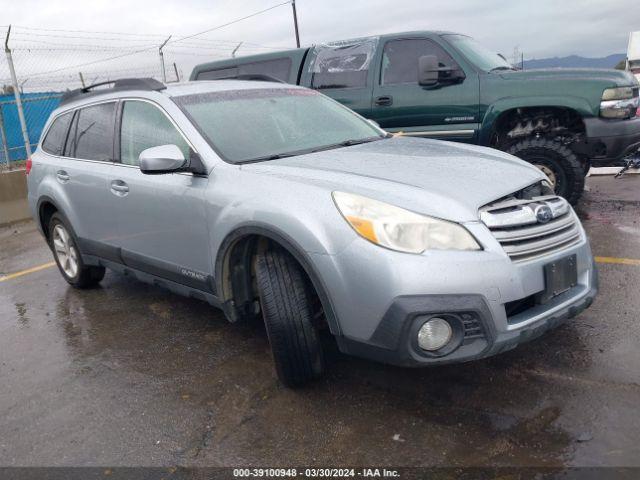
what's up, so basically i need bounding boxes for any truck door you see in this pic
[370,37,480,142]
[300,40,376,118]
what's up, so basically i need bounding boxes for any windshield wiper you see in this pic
[244,152,297,162]
[489,66,517,72]
[241,136,386,163]
[310,136,386,153]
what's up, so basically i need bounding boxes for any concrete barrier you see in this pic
[0,169,30,226]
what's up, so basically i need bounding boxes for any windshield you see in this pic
[442,34,514,72]
[173,88,384,163]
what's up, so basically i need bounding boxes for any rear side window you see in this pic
[310,39,377,89]
[119,101,190,166]
[66,103,116,161]
[237,58,291,81]
[197,58,292,82]
[381,39,456,85]
[197,66,238,80]
[41,112,73,156]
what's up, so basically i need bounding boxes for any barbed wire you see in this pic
[1,1,293,80]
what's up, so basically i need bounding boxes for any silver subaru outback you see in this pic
[28,78,598,386]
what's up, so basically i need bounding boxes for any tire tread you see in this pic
[255,248,323,387]
[506,138,585,204]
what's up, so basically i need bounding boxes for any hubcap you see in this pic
[52,224,79,278]
[534,163,557,188]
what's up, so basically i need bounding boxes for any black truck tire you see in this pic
[506,138,585,205]
[49,213,106,288]
[255,248,324,387]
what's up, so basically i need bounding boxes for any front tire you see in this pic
[255,248,324,387]
[49,213,105,288]
[506,138,585,205]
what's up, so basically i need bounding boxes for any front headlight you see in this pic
[600,87,639,119]
[332,191,481,253]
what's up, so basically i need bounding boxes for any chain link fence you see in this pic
[0,24,286,171]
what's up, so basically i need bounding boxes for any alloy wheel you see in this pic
[52,224,79,278]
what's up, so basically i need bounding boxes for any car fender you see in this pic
[213,221,344,336]
[34,178,82,238]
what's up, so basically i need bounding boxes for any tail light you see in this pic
[25,158,32,175]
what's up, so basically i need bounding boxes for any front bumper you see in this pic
[335,264,597,367]
[311,219,598,367]
[584,116,640,166]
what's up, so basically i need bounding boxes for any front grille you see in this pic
[480,195,582,262]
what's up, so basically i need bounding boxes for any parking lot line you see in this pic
[594,256,640,266]
[0,256,639,284]
[0,262,56,283]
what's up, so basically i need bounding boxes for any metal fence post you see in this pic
[4,25,32,160]
[0,106,10,169]
[158,36,171,83]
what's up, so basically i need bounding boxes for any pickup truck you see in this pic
[191,31,640,204]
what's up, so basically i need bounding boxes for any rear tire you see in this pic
[506,138,585,205]
[255,248,324,387]
[49,213,105,288]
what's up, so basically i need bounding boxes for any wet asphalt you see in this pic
[0,176,639,467]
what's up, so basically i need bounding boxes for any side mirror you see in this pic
[139,144,187,174]
[418,55,439,86]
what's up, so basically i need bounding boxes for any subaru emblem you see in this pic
[535,205,553,224]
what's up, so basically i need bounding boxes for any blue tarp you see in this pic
[0,91,61,162]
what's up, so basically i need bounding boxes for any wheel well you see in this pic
[491,107,586,149]
[38,201,58,240]
[219,234,329,331]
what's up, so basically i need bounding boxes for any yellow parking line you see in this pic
[595,256,640,266]
[0,261,56,283]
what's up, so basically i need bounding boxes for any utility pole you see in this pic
[158,35,172,83]
[291,0,300,48]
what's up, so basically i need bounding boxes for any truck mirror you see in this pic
[418,55,439,86]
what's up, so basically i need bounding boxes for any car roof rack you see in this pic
[231,74,286,83]
[59,77,166,106]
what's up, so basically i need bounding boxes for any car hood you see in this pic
[497,68,638,87]
[242,137,544,222]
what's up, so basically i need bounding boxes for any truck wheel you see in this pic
[507,138,585,205]
[49,213,106,288]
[255,248,324,387]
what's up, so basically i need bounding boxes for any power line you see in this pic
[11,1,293,78]
[10,25,167,38]
[170,1,291,45]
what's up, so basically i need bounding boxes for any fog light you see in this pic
[417,318,452,351]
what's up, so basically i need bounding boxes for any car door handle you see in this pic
[374,95,393,106]
[110,180,129,196]
[56,170,70,183]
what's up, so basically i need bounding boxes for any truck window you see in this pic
[66,102,116,161]
[197,67,238,80]
[310,39,377,89]
[41,111,73,156]
[196,58,292,82]
[381,39,457,85]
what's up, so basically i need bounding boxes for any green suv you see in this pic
[191,31,640,204]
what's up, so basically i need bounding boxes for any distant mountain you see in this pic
[522,54,625,70]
